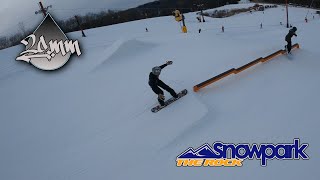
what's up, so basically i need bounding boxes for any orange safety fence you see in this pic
[193,43,300,92]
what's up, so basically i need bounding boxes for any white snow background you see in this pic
[0,3,319,180]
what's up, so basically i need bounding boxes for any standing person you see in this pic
[285,27,297,54]
[149,61,178,106]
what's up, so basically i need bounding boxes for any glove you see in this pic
[166,61,173,65]
[158,94,165,101]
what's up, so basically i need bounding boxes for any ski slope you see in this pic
[0,3,319,180]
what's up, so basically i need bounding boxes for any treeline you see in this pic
[58,0,240,33]
[257,0,320,8]
[1,0,240,50]
[0,24,32,50]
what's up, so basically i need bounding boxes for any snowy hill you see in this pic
[0,3,319,180]
[0,0,155,36]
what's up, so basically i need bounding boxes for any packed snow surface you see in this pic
[0,3,319,180]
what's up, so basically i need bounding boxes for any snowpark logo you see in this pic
[176,138,309,167]
[16,13,82,71]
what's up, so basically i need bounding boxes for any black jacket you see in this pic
[148,63,167,87]
[285,29,297,42]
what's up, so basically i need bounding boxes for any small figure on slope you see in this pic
[149,61,178,107]
[285,26,297,54]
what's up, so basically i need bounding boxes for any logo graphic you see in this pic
[16,13,82,70]
[176,138,309,167]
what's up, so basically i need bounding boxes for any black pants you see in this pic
[150,80,177,105]
[286,40,292,52]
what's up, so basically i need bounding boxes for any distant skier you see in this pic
[149,61,178,106]
[285,26,297,54]
[197,16,201,22]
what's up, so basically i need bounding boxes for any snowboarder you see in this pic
[285,26,297,54]
[149,61,178,106]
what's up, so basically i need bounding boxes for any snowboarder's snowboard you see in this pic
[284,45,293,60]
[151,89,188,113]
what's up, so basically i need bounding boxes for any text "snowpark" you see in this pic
[176,138,309,167]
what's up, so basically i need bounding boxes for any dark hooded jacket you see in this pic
[285,29,297,42]
[148,63,167,87]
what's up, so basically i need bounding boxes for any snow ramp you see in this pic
[92,38,157,72]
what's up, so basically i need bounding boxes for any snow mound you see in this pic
[92,39,157,72]
[0,4,319,180]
